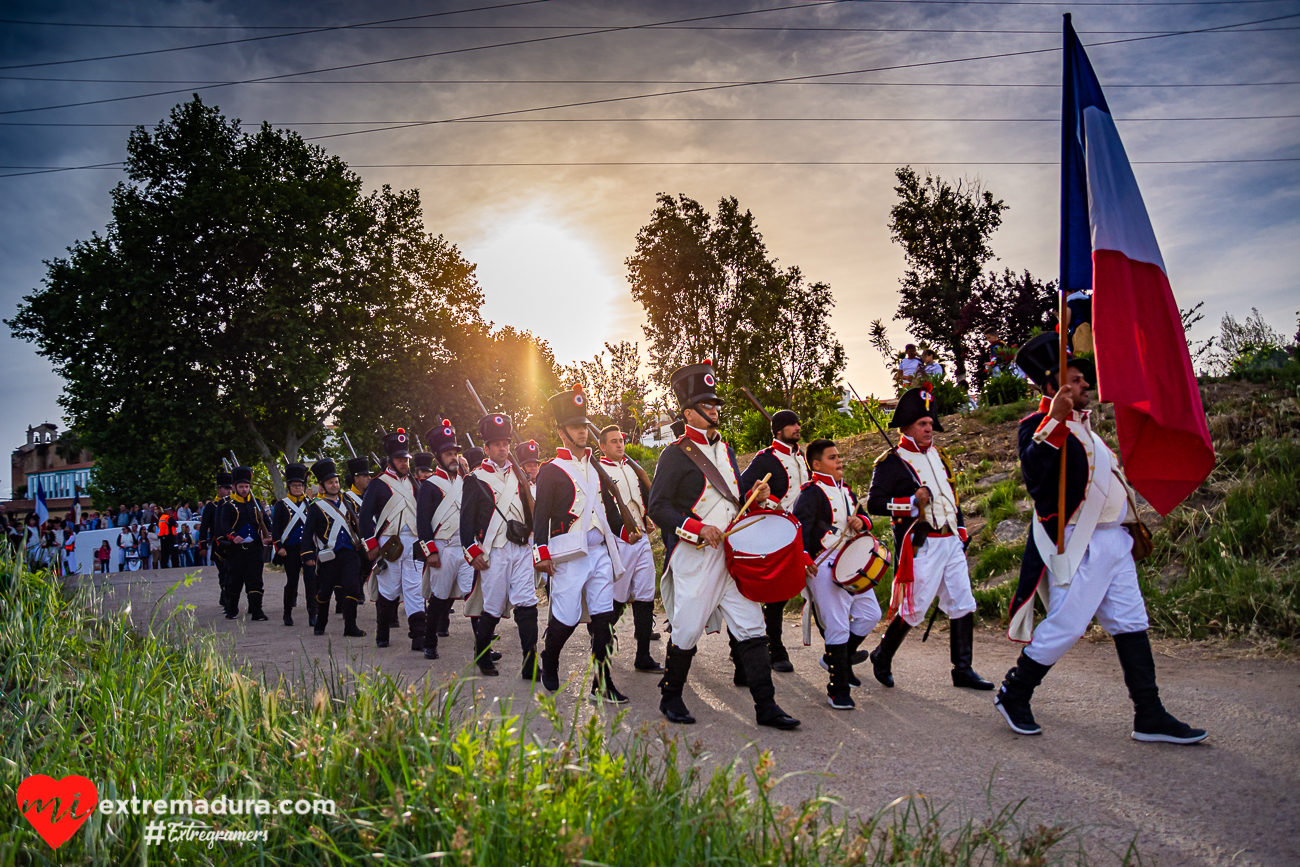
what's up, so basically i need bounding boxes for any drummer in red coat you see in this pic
[647,361,800,731]
[793,438,883,711]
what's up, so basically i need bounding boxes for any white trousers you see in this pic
[480,542,539,618]
[1026,525,1148,667]
[426,541,476,600]
[611,536,656,604]
[808,558,882,646]
[550,529,615,627]
[376,532,424,614]
[902,534,976,627]
[665,541,764,650]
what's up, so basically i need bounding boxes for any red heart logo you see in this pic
[17,774,99,849]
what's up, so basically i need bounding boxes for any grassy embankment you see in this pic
[0,559,1111,865]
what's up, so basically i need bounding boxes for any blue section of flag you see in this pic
[1060,14,1108,298]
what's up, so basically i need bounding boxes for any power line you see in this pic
[0,22,1294,33]
[3,76,1295,88]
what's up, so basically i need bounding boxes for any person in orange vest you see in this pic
[158,511,177,569]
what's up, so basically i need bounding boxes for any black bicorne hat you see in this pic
[670,360,722,409]
[1015,332,1096,391]
[464,447,485,471]
[771,409,799,435]
[549,383,590,427]
[215,470,233,488]
[233,465,254,485]
[413,452,435,471]
[383,428,411,459]
[478,413,514,444]
[345,456,371,477]
[889,385,945,432]
[425,419,460,454]
[515,439,542,465]
[284,463,310,484]
[311,458,338,484]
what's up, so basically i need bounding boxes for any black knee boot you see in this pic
[736,637,800,729]
[539,618,577,692]
[304,573,318,628]
[516,605,539,680]
[435,599,452,637]
[994,651,1052,735]
[247,590,268,622]
[870,615,911,687]
[474,614,501,676]
[589,612,628,704]
[375,596,395,648]
[1115,631,1207,744]
[848,630,870,666]
[659,643,696,724]
[407,611,427,652]
[727,630,748,687]
[424,598,450,659]
[631,600,663,672]
[342,599,366,637]
[825,643,854,710]
[764,601,793,672]
[949,613,994,689]
[313,592,330,635]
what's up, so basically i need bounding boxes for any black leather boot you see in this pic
[589,612,629,704]
[1115,630,1208,744]
[471,615,502,660]
[474,614,501,676]
[659,643,696,724]
[870,615,911,687]
[539,618,577,692]
[374,596,394,647]
[313,596,329,636]
[305,574,318,628]
[847,630,870,666]
[727,630,748,687]
[631,601,663,672]
[435,599,451,637]
[994,651,1052,735]
[825,643,854,710]
[764,601,794,672]
[248,592,269,622]
[424,598,449,659]
[736,636,800,730]
[408,611,427,653]
[342,599,366,637]
[950,613,994,689]
[515,605,539,681]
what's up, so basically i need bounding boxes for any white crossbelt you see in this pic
[1032,425,1111,589]
[314,498,358,552]
[278,497,308,543]
[375,473,418,536]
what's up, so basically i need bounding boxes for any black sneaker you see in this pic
[250,611,269,622]
[1133,710,1208,744]
[589,682,630,705]
[994,686,1042,736]
[827,692,856,711]
[633,654,664,673]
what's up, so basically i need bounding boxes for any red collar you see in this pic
[1037,395,1052,414]
[599,456,621,467]
[434,468,451,481]
[684,425,719,446]
[812,471,837,486]
[555,447,591,462]
[770,439,792,456]
[481,458,511,475]
[898,434,930,454]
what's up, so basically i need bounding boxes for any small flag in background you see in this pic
[73,485,82,526]
[34,477,49,527]
[1059,15,1215,516]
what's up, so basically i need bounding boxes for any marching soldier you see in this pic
[598,424,663,673]
[461,413,539,677]
[300,458,366,638]
[533,385,628,702]
[359,430,425,650]
[340,456,374,615]
[738,408,809,674]
[794,438,882,710]
[272,463,316,627]
[415,420,474,661]
[647,361,800,730]
[865,385,992,691]
[516,440,542,491]
[996,335,1206,743]
[413,450,436,484]
[199,469,233,609]
[215,466,273,621]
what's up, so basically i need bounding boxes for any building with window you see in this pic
[9,422,96,515]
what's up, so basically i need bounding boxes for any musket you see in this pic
[583,422,643,537]
[464,378,535,520]
[738,386,774,424]
[465,433,475,449]
[230,450,241,467]
[415,433,425,453]
[370,452,381,471]
[342,432,359,459]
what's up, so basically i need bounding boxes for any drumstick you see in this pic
[695,473,772,548]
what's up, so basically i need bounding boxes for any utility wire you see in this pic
[3,76,1295,88]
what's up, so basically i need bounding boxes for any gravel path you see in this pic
[88,566,1299,867]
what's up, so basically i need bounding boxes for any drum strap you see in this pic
[677,438,740,507]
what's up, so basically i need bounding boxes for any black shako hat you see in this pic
[464,447,485,470]
[345,456,371,477]
[771,409,799,435]
[425,419,461,454]
[671,360,721,409]
[284,463,310,485]
[413,452,435,471]
[215,470,233,488]
[233,465,254,485]
[515,440,541,465]
[478,413,514,444]
[549,383,590,427]
[383,428,411,459]
[889,385,946,432]
[1016,332,1096,391]
[311,458,339,484]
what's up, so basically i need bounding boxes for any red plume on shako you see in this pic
[396,428,407,443]
[442,419,453,436]
[572,382,585,406]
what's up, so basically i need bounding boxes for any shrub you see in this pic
[980,371,1029,407]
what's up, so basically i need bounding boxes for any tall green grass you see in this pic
[1,559,1113,865]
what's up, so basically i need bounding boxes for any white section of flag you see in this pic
[1082,105,1166,272]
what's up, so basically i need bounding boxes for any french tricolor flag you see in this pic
[1060,15,1215,515]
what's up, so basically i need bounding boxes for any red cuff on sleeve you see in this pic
[533,544,550,566]
[1035,416,1069,449]
[679,517,704,543]
[364,536,380,552]
[887,497,913,513]
[420,541,438,559]
[465,542,484,562]
[764,495,781,510]
[958,526,969,543]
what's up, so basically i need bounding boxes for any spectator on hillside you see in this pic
[114,505,129,528]
[895,344,923,388]
[921,348,945,379]
[176,502,191,522]
[95,540,111,574]
[177,525,195,567]
[116,525,135,571]
[137,526,152,569]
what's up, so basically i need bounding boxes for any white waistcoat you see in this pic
[602,459,646,531]
[771,444,810,512]
[425,472,464,544]
[689,433,740,529]
[897,447,960,534]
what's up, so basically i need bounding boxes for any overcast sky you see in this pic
[2,0,1296,495]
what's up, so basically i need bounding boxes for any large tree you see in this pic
[626,193,844,401]
[888,167,1007,381]
[563,340,652,440]
[8,97,483,502]
[955,268,1057,387]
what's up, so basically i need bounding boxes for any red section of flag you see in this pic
[1092,250,1215,515]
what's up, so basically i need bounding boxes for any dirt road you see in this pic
[88,566,1299,866]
